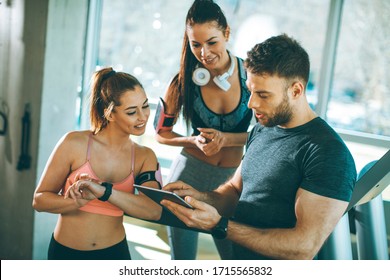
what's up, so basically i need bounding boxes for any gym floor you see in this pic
[124,216,220,260]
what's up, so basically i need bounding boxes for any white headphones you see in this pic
[192,52,235,91]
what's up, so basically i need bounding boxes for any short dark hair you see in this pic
[245,34,310,87]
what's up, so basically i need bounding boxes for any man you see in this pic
[161,34,356,260]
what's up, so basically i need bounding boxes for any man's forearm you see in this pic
[202,183,240,217]
[226,221,320,260]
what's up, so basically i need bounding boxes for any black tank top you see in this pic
[191,57,253,135]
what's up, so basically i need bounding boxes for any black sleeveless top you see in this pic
[191,57,253,135]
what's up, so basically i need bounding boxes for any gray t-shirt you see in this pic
[233,117,356,259]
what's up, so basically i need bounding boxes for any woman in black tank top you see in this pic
[154,0,253,260]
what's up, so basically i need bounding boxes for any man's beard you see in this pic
[260,94,293,127]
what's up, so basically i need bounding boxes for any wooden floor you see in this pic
[124,216,220,260]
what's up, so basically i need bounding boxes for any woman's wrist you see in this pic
[219,131,227,147]
[98,182,113,201]
[190,135,200,146]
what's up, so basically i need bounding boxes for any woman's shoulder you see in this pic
[47,131,91,163]
[57,130,92,151]
[133,142,157,159]
[133,142,159,172]
[61,130,91,143]
[161,73,181,111]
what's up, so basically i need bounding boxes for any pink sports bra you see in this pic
[62,134,135,217]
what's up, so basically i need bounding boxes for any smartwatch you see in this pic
[98,182,113,201]
[211,216,229,239]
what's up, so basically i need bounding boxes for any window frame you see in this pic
[80,0,390,149]
[316,0,390,148]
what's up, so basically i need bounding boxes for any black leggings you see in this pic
[48,234,131,260]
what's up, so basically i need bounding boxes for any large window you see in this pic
[82,0,389,197]
[328,0,390,137]
[97,0,330,104]
[98,0,192,101]
[94,0,331,174]
[329,0,390,199]
[97,0,196,172]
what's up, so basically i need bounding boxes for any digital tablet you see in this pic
[134,184,194,209]
[346,149,390,212]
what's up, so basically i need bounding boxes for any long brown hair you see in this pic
[167,0,228,126]
[89,67,143,133]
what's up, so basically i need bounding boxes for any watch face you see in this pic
[212,227,227,239]
[211,217,228,239]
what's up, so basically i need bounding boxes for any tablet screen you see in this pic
[134,184,194,209]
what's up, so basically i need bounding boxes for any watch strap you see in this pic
[98,182,113,201]
[211,216,229,239]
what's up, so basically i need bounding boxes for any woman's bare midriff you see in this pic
[184,146,243,167]
[54,211,125,250]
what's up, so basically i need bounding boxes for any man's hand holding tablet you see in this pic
[134,184,194,209]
